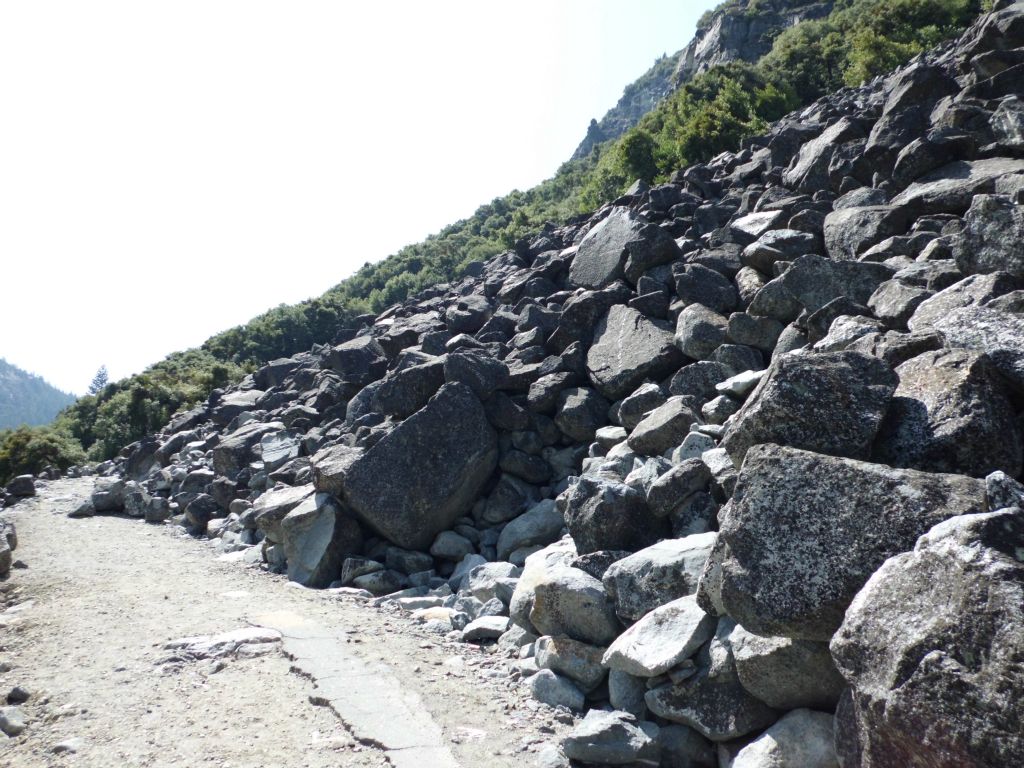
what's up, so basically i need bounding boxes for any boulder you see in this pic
[560,710,659,765]
[674,304,728,361]
[5,475,35,497]
[728,623,845,711]
[324,335,389,389]
[253,484,316,542]
[731,709,838,768]
[874,348,1023,478]
[891,157,1024,215]
[824,206,909,261]
[909,273,1021,332]
[831,509,1024,767]
[587,305,683,400]
[535,635,607,692]
[92,477,125,513]
[280,493,362,588]
[568,208,640,289]
[601,595,716,678]
[529,669,585,710]
[554,387,610,442]
[777,255,894,314]
[497,500,564,561]
[645,459,712,518]
[626,397,700,457]
[509,538,578,632]
[212,421,283,479]
[561,476,667,555]
[601,533,717,622]
[718,444,987,640]
[721,351,897,465]
[530,565,621,646]
[953,194,1024,278]
[313,383,497,550]
[930,305,1024,392]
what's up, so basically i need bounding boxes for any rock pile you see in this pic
[76,4,1024,765]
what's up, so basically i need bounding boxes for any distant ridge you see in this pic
[0,358,77,429]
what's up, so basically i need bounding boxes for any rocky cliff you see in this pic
[40,2,1024,765]
[572,0,835,160]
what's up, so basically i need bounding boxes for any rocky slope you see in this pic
[572,0,835,160]
[19,2,1024,765]
[0,360,75,430]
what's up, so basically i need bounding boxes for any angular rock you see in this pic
[930,305,1024,392]
[646,459,712,518]
[497,500,564,561]
[561,476,667,555]
[560,710,659,765]
[953,194,1024,278]
[569,208,640,289]
[626,397,700,457]
[587,305,683,400]
[891,157,1024,215]
[5,475,35,497]
[253,484,315,542]
[602,533,717,622]
[530,565,621,646]
[535,635,607,692]
[874,348,1023,478]
[602,595,716,678]
[831,509,1024,767]
[213,421,283,480]
[719,444,987,640]
[777,255,894,314]
[280,493,362,588]
[721,351,897,464]
[732,709,838,768]
[554,387,609,442]
[313,383,497,550]
[674,304,728,361]
[529,669,585,710]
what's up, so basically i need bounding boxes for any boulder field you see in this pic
[32,3,1024,766]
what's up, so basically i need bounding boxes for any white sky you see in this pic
[1,1,713,395]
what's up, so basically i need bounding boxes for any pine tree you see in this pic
[87,365,109,396]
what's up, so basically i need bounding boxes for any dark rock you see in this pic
[718,444,987,640]
[5,476,35,498]
[953,194,1024,278]
[561,476,667,555]
[777,255,894,314]
[313,383,497,550]
[554,387,610,442]
[722,351,898,464]
[674,304,728,360]
[674,264,738,314]
[930,304,1024,392]
[281,494,362,588]
[373,358,446,418]
[823,206,910,261]
[586,305,683,400]
[831,509,1024,768]
[627,397,700,457]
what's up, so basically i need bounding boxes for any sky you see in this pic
[0,1,716,395]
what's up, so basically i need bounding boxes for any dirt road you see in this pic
[0,478,567,767]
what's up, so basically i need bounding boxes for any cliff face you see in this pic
[674,0,835,82]
[572,0,835,160]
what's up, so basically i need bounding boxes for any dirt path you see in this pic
[0,478,568,767]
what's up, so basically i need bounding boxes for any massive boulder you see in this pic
[874,348,1023,478]
[560,476,668,555]
[279,493,363,588]
[831,509,1024,767]
[721,351,898,465]
[717,444,987,640]
[312,383,498,550]
[586,305,683,400]
[953,194,1024,278]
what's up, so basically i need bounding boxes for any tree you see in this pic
[87,365,109,396]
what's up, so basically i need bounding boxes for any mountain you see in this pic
[571,0,837,160]
[0,359,76,430]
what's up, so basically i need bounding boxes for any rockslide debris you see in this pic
[44,4,1024,766]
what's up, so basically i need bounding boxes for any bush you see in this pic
[0,426,86,485]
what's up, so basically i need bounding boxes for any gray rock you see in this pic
[722,351,897,464]
[675,264,738,314]
[429,530,474,561]
[535,635,607,692]
[909,273,1021,331]
[783,117,866,192]
[617,383,668,432]
[823,206,909,260]
[92,477,125,513]
[509,538,577,633]
[675,304,728,361]
[602,533,717,622]
[5,475,34,497]
[646,459,712,518]
[587,305,683,400]
[554,387,609,442]
[313,383,497,550]
[719,444,987,640]
[497,500,564,561]
[212,421,283,479]
[461,615,510,642]
[608,669,648,721]
[930,304,1024,393]
[728,623,845,711]
[465,561,520,603]
[260,432,301,473]
[530,565,621,646]
[602,595,716,678]
[874,348,1023,478]
[0,705,26,736]
[727,313,784,354]
[867,280,933,329]
[561,476,666,555]
[657,724,715,768]
[280,493,362,588]
[953,194,1024,278]
[777,255,894,314]
[731,709,838,768]
[253,484,315,542]
[627,397,700,457]
[560,710,659,765]
[831,509,1024,767]
[569,208,639,289]
[529,669,585,710]
[891,157,1024,215]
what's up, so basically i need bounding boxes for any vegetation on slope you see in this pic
[0,0,987,483]
[0,359,76,430]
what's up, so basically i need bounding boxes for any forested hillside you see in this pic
[0,0,989,482]
[0,359,75,430]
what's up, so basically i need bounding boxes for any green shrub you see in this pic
[0,425,86,484]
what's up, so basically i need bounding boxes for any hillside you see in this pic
[0,359,75,430]
[0,0,990,482]
[19,1,1024,764]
